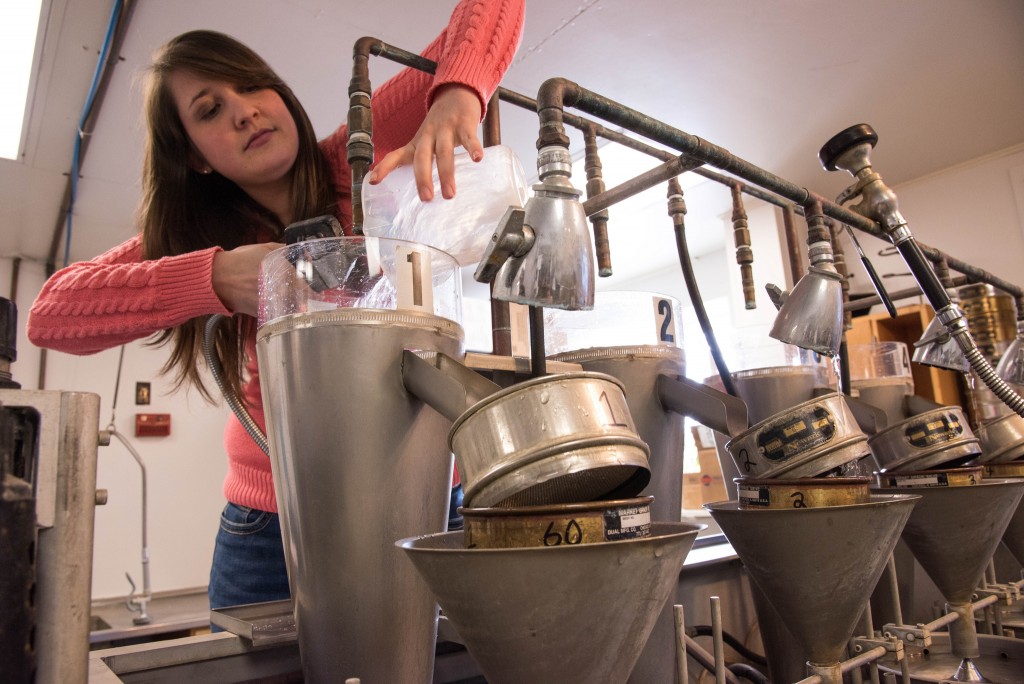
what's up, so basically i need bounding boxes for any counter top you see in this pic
[90,588,210,645]
[87,536,737,647]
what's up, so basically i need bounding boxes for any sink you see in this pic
[89,615,112,632]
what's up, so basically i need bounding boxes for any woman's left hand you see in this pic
[369,84,483,201]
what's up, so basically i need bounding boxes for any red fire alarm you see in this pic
[135,413,171,437]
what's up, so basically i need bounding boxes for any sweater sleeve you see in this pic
[319,0,524,226]
[27,235,231,355]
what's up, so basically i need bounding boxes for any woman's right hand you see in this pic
[212,243,283,316]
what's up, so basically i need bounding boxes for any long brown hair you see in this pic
[139,30,337,402]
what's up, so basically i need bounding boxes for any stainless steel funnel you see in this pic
[542,292,747,684]
[875,480,1024,605]
[398,522,701,684]
[255,237,465,682]
[548,345,745,684]
[875,479,1024,677]
[705,495,918,668]
[257,309,463,682]
[1004,496,1024,566]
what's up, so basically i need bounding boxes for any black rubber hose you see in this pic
[668,180,738,396]
[729,662,770,684]
[673,217,739,397]
[690,625,768,666]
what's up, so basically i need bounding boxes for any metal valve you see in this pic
[473,207,532,284]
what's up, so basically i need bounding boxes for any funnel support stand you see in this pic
[683,634,742,684]
[886,553,905,626]
[711,596,726,684]
[674,604,687,684]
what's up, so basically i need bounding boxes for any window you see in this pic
[0,0,44,160]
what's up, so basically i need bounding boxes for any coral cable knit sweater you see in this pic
[27,0,524,513]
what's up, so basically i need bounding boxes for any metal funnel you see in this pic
[1003,493,1024,566]
[398,522,701,684]
[705,495,918,666]
[877,480,1024,604]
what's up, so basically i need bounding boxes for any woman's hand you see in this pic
[212,243,283,316]
[369,84,484,201]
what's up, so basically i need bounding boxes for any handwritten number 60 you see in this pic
[543,519,584,546]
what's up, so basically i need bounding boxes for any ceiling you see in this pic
[3,0,1023,290]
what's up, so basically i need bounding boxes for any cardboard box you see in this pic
[682,426,730,509]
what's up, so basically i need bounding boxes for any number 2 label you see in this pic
[653,297,675,345]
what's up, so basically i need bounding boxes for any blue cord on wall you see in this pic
[65,0,124,268]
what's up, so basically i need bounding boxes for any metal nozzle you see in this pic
[767,260,845,357]
[912,304,971,373]
[995,322,1024,387]
[475,146,595,310]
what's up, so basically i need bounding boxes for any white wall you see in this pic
[606,196,792,382]
[839,145,1024,300]
[617,145,1024,373]
[4,260,230,599]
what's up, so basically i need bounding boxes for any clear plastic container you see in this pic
[848,342,913,388]
[361,144,528,266]
[543,291,683,354]
[719,337,833,378]
[258,236,462,328]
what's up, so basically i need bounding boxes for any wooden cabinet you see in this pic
[847,304,965,406]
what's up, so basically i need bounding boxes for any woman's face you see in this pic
[167,69,299,197]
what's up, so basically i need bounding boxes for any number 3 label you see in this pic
[653,297,676,345]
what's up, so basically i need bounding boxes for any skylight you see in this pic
[0,0,44,160]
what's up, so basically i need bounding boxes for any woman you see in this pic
[28,0,524,609]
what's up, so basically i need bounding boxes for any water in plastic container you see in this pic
[258,236,462,328]
[361,145,528,266]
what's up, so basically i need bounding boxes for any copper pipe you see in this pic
[483,93,513,358]
[782,204,804,284]
[497,88,790,211]
[828,219,852,331]
[730,184,755,310]
[583,126,612,276]
[349,56,1023,303]
[10,257,20,306]
[527,77,1024,303]
[580,155,702,217]
[347,38,382,234]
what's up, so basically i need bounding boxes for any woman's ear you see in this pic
[188,150,212,175]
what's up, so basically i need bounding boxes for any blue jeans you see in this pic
[209,502,291,621]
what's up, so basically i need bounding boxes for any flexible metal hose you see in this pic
[957,331,1024,415]
[202,314,270,455]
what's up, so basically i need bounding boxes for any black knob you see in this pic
[282,215,342,245]
[0,297,16,363]
[819,124,878,172]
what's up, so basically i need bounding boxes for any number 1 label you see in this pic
[396,245,433,312]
